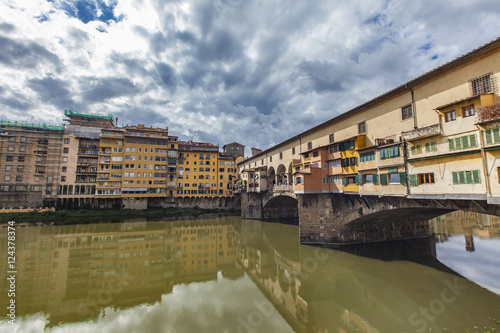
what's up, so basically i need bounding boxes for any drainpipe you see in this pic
[476,124,491,200]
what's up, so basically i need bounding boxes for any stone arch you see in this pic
[276,164,287,185]
[268,166,276,186]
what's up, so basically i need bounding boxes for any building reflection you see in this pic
[433,211,500,252]
[0,217,242,325]
[1,213,500,332]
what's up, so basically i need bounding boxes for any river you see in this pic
[0,211,499,332]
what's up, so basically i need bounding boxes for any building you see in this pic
[222,142,245,158]
[238,38,500,204]
[1,113,238,209]
[0,121,64,208]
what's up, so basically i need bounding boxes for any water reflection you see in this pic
[0,212,499,332]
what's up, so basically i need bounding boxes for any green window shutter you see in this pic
[372,173,378,185]
[411,145,416,155]
[349,140,355,150]
[452,171,459,184]
[449,139,455,151]
[472,170,481,184]
[494,128,500,143]
[355,174,363,185]
[352,157,357,165]
[458,171,466,184]
[462,136,469,149]
[465,171,473,184]
[409,174,418,186]
[485,129,493,145]
[380,174,387,185]
[342,177,348,185]
[424,142,430,152]
[400,172,407,185]
[455,137,463,150]
[469,134,478,148]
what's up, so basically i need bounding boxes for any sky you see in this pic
[1,0,500,155]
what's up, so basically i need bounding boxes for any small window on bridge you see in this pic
[308,142,312,150]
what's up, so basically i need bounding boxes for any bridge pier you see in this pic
[241,192,264,219]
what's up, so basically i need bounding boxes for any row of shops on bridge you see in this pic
[238,38,500,205]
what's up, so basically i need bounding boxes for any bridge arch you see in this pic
[263,195,298,221]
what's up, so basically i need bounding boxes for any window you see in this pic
[5,165,12,172]
[379,146,399,159]
[323,163,327,169]
[18,156,24,162]
[7,146,14,151]
[329,134,335,143]
[19,146,26,152]
[62,157,68,162]
[411,144,422,155]
[16,176,22,182]
[330,175,341,184]
[330,144,338,153]
[280,152,283,159]
[312,151,319,157]
[485,127,500,145]
[425,141,437,152]
[17,166,23,172]
[445,110,456,122]
[470,74,493,96]
[409,173,435,185]
[449,134,478,151]
[20,137,27,143]
[6,156,13,161]
[358,121,366,134]
[292,147,295,155]
[329,159,340,168]
[270,156,272,162]
[64,138,70,144]
[294,176,304,185]
[61,176,66,182]
[452,170,480,184]
[462,105,475,117]
[402,104,413,120]
[322,177,329,185]
[359,151,375,162]
[4,175,11,181]
[63,148,69,153]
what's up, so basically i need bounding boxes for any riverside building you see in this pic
[1,111,237,209]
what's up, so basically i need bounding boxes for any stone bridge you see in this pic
[242,186,298,221]
[242,191,500,245]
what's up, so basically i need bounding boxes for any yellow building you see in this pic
[177,141,219,198]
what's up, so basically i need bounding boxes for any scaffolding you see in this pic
[63,110,115,126]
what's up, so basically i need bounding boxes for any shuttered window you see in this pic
[452,170,481,184]
[484,128,500,145]
[449,134,478,151]
[425,141,437,152]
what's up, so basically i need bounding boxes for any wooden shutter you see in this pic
[472,170,481,184]
[372,173,378,185]
[380,174,387,185]
[452,171,459,184]
[400,172,407,185]
[409,174,418,186]
[342,177,348,185]
[449,139,455,151]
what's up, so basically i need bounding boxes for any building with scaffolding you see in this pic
[0,121,64,208]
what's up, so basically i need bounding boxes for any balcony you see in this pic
[401,124,440,141]
[37,140,48,145]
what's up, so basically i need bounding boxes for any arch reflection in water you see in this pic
[0,213,499,332]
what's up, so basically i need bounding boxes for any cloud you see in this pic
[0,36,60,69]
[0,0,500,153]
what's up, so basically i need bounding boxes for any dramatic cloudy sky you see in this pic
[1,0,500,154]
